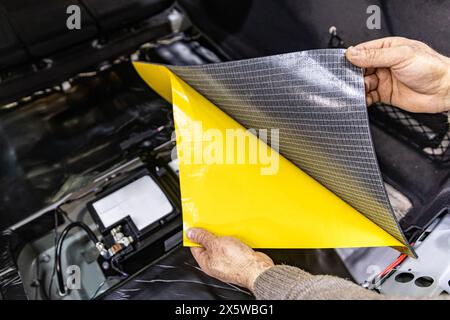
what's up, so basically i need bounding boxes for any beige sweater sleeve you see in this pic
[253,265,388,300]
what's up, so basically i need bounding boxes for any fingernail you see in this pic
[348,46,360,57]
[186,228,194,239]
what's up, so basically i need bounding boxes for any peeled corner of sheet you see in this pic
[133,62,173,103]
[133,61,405,251]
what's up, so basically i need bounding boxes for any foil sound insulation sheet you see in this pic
[167,49,408,247]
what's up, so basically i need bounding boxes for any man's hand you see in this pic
[346,37,450,113]
[186,228,274,290]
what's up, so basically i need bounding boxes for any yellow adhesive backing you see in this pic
[133,62,404,250]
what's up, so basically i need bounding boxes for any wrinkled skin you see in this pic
[187,228,274,290]
[346,37,450,113]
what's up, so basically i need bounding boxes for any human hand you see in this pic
[186,228,274,290]
[346,37,450,113]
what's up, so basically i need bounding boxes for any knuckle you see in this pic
[365,48,379,62]
[221,245,231,256]
[411,40,430,50]
[194,233,203,243]
[222,236,233,242]
[401,46,414,56]
[210,239,220,250]
[393,36,408,43]
[198,231,210,245]
[217,244,228,256]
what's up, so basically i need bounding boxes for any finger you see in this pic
[190,247,210,267]
[346,45,413,69]
[186,228,217,249]
[366,93,372,106]
[364,74,378,93]
[366,90,380,106]
[354,37,414,50]
[375,68,394,105]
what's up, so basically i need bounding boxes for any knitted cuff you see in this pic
[252,265,312,300]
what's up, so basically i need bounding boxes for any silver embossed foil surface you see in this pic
[168,49,409,249]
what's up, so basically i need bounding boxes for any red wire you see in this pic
[379,242,415,278]
[379,254,407,278]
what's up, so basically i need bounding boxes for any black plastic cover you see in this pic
[81,0,174,31]
[0,0,174,68]
[1,0,98,57]
[178,0,450,59]
[0,7,28,69]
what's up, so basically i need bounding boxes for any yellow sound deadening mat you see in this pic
[134,49,412,255]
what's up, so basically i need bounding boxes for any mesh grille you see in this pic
[374,104,450,163]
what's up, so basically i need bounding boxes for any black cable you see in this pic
[46,192,95,299]
[57,206,74,223]
[47,173,132,297]
[110,257,129,278]
[47,209,60,300]
[55,222,99,296]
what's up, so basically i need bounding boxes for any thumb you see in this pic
[186,227,217,249]
[346,45,412,68]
